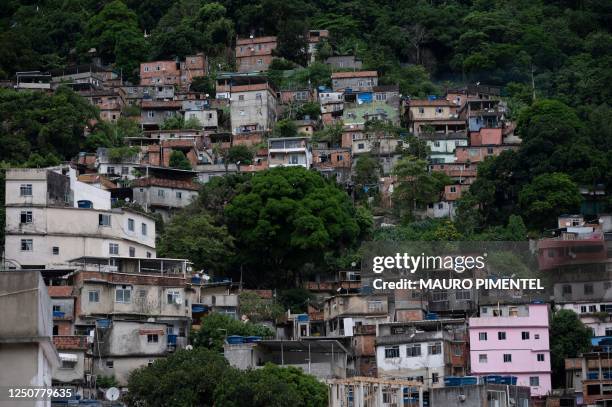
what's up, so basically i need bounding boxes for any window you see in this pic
[537,354,545,362]
[605,327,612,336]
[358,143,365,149]
[138,289,147,299]
[584,283,594,295]
[61,359,77,369]
[88,290,100,303]
[367,300,384,312]
[406,344,421,357]
[529,376,539,387]
[432,290,448,302]
[418,107,424,114]
[158,189,165,198]
[167,290,181,305]
[21,239,33,251]
[146,251,152,258]
[147,111,155,118]
[53,325,59,335]
[20,210,33,224]
[109,243,119,255]
[385,346,400,358]
[99,214,111,226]
[107,166,115,174]
[487,147,494,154]
[176,191,182,199]
[53,305,61,312]
[522,331,530,340]
[129,247,135,257]
[434,141,440,147]
[142,223,148,236]
[20,184,32,196]
[238,95,244,101]
[121,166,129,175]
[432,373,439,383]
[562,284,572,295]
[589,305,597,312]
[534,334,540,340]
[128,218,135,231]
[289,155,299,165]
[479,332,487,341]
[479,354,488,363]
[503,354,512,363]
[52,246,59,255]
[115,285,132,303]
[106,360,114,368]
[581,305,587,313]
[498,332,506,340]
[428,342,442,355]
[456,290,471,300]
[147,334,159,343]
[450,186,457,193]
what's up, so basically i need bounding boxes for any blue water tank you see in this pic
[226,335,245,344]
[78,200,93,208]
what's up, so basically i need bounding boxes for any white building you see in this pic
[3,167,156,269]
[420,133,468,164]
[0,271,60,407]
[268,137,313,169]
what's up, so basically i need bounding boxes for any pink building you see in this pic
[469,303,552,397]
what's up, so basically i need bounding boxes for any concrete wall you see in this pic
[5,207,155,267]
[94,356,163,386]
[69,167,110,210]
[376,340,447,388]
[53,350,85,383]
[0,272,51,338]
[184,109,218,128]
[79,282,191,319]
[431,384,531,407]
[230,89,277,134]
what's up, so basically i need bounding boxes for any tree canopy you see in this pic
[224,167,364,286]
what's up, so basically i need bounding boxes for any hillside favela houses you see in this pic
[1,9,611,406]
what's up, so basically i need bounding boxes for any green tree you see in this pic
[353,154,381,188]
[191,313,273,352]
[126,348,232,407]
[238,291,284,323]
[550,309,591,387]
[0,87,97,163]
[226,145,254,171]
[157,212,234,273]
[518,173,582,231]
[80,0,148,81]
[168,150,192,170]
[392,156,450,220]
[273,119,298,138]
[214,364,327,407]
[224,167,362,286]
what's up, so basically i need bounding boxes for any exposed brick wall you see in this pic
[48,286,74,297]
[53,335,88,350]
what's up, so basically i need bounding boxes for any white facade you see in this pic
[268,137,312,168]
[427,138,468,164]
[376,337,447,388]
[558,302,612,337]
[4,167,155,269]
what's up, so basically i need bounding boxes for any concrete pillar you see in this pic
[418,387,424,407]
[377,384,383,407]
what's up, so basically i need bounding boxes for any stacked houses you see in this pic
[4,33,612,407]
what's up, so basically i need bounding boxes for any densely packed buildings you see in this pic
[2,32,611,407]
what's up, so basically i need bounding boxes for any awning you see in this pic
[59,353,78,362]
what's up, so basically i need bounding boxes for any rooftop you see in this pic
[331,71,378,79]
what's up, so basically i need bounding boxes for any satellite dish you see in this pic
[125,197,130,202]
[185,345,193,350]
[105,387,120,401]
[176,297,183,305]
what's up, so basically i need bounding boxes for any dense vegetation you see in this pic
[126,347,328,406]
[1,0,610,101]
